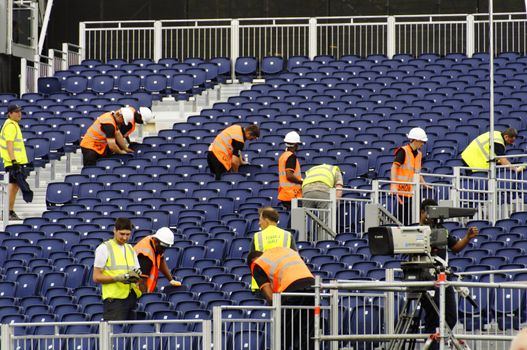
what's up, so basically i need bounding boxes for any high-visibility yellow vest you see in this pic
[101,239,142,300]
[251,225,294,291]
[0,118,28,167]
[302,164,340,189]
[461,131,504,169]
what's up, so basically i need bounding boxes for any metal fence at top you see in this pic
[79,12,527,63]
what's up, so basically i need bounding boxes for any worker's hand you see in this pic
[10,161,20,172]
[515,166,525,173]
[169,279,182,287]
[466,226,478,240]
[390,183,397,194]
[127,270,141,283]
[125,147,134,153]
[113,274,129,283]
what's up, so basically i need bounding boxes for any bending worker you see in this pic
[248,247,315,350]
[390,127,429,225]
[0,104,29,221]
[302,164,343,209]
[278,131,303,210]
[80,108,134,166]
[93,217,142,321]
[207,124,260,180]
[120,106,154,149]
[249,207,297,291]
[461,127,523,172]
[134,227,181,293]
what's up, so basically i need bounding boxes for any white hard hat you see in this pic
[284,131,301,144]
[120,107,134,126]
[139,107,154,124]
[407,127,428,142]
[153,227,174,246]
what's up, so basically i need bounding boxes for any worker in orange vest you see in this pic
[119,107,155,150]
[248,247,315,350]
[80,108,134,166]
[278,131,303,210]
[390,127,430,225]
[134,227,182,293]
[207,124,260,180]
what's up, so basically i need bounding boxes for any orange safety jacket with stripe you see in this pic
[393,144,422,197]
[133,236,162,293]
[278,151,302,201]
[208,125,244,171]
[80,112,118,155]
[250,247,314,293]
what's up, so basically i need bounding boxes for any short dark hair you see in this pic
[258,206,279,223]
[420,198,438,212]
[503,128,518,138]
[114,217,133,231]
[245,124,260,138]
[246,250,263,267]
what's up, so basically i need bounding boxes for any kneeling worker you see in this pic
[134,227,182,293]
[248,247,315,350]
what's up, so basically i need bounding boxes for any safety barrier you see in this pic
[314,272,527,350]
[80,13,527,63]
[0,173,8,230]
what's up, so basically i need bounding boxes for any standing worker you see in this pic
[461,128,523,172]
[134,227,182,293]
[119,106,154,150]
[278,131,303,210]
[92,217,142,321]
[80,108,134,167]
[249,207,297,291]
[390,127,429,225]
[247,247,315,350]
[0,104,29,221]
[302,164,344,209]
[207,124,260,180]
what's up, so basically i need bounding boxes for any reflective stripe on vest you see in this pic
[133,235,162,293]
[394,145,422,197]
[80,112,117,155]
[0,119,28,167]
[101,239,142,300]
[251,226,293,291]
[251,247,313,293]
[302,164,339,189]
[278,151,302,201]
[208,125,244,171]
[461,131,504,169]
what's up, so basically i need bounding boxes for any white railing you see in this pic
[0,172,8,230]
[80,12,527,64]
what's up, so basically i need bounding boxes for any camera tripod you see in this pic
[386,288,471,350]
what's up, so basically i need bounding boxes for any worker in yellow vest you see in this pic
[278,131,303,210]
[302,164,343,209]
[461,128,523,172]
[248,247,315,350]
[249,207,297,291]
[390,127,430,225]
[93,217,142,320]
[0,104,29,220]
[207,124,260,180]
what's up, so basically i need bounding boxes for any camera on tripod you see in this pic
[367,206,476,282]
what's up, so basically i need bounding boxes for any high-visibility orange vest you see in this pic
[208,125,244,171]
[250,247,313,293]
[393,144,422,197]
[133,236,162,293]
[278,151,302,201]
[123,107,136,138]
[80,112,117,155]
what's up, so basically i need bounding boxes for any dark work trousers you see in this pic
[421,286,457,350]
[282,294,315,350]
[396,195,413,226]
[207,151,228,180]
[82,147,105,167]
[103,289,138,321]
